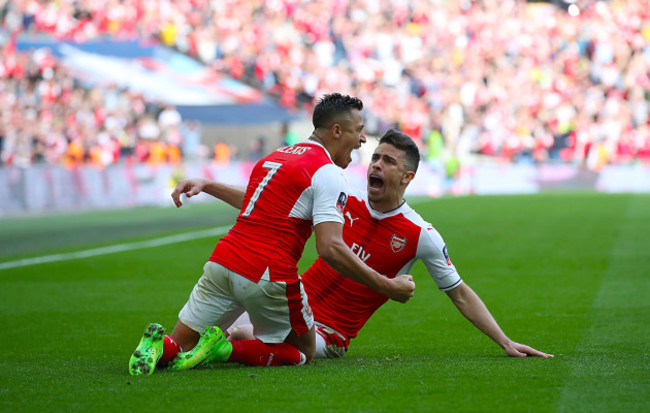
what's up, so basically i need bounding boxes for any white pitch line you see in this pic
[0,198,439,272]
[0,225,232,271]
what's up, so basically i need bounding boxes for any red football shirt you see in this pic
[211,141,347,283]
[302,193,462,340]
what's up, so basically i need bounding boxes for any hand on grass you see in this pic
[504,341,554,358]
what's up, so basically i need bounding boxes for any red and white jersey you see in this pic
[302,192,462,341]
[211,141,347,283]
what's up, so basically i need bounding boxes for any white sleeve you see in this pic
[311,163,346,226]
[417,226,463,291]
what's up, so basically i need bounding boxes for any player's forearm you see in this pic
[314,221,414,302]
[448,284,511,349]
[319,239,392,295]
[201,180,246,209]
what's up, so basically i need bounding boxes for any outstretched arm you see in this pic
[445,283,553,358]
[171,178,246,209]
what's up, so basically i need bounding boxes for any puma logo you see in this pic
[345,211,359,226]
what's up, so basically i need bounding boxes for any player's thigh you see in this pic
[226,312,254,340]
[234,277,314,345]
[178,261,245,333]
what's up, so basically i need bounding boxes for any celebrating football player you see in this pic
[177,129,553,361]
[128,94,416,376]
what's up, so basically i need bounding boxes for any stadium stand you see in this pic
[0,0,648,169]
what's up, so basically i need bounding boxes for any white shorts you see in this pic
[179,261,314,343]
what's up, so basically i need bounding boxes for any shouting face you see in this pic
[367,143,414,211]
[332,109,366,169]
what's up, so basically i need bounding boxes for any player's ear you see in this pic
[401,170,415,186]
[331,123,342,138]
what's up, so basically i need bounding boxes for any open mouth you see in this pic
[368,174,384,190]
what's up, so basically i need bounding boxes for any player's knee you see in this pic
[284,328,316,363]
[300,335,317,364]
[228,324,254,341]
[303,346,316,364]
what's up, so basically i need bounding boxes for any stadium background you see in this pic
[1,1,649,412]
[0,0,649,215]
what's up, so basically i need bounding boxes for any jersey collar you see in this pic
[360,193,409,220]
[302,139,334,163]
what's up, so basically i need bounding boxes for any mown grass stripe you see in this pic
[555,195,650,412]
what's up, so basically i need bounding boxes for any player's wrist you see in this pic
[382,275,401,298]
[499,337,514,350]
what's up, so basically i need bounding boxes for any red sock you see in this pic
[229,340,305,366]
[158,335,181,366]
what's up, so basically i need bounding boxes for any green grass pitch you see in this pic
[1,193,648,412]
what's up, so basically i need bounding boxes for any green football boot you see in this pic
[128,323,165,376]
[169,326,232,371]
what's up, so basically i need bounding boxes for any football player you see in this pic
[179,129,553,360]
[128,94,416,375]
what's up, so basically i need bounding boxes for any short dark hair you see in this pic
[378,129,421,173]
[313,93,363,129]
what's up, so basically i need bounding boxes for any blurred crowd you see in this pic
[0,45,199,167]
[0,0,649,171]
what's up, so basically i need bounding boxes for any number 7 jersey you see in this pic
[210,141,347,283]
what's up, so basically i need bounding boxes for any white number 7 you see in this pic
[242,161,282,217]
